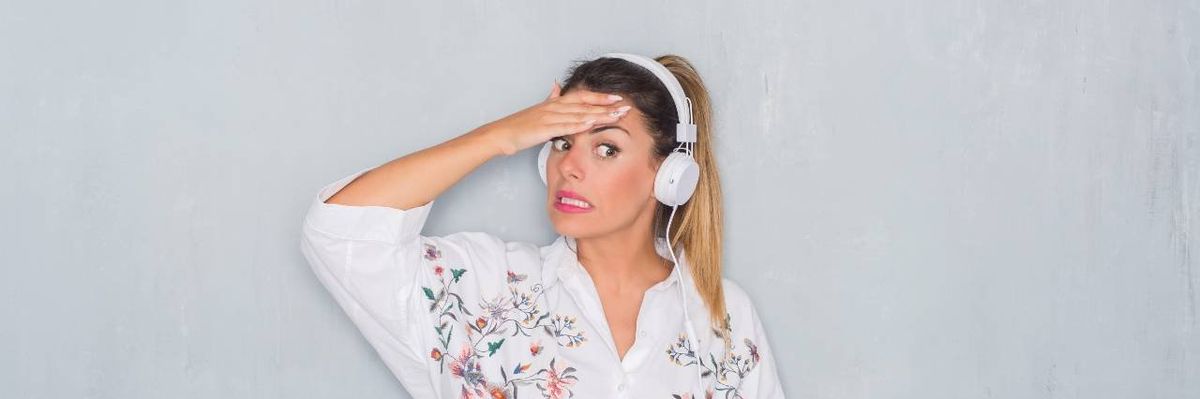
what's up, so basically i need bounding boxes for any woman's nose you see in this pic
[556,143,585,181]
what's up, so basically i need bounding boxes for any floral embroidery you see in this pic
[420,242,586,398]
[667,314,762,399]
[544,315,586,348]
[529,340,543,356]
[671,391,714,399]
[536,358,579,399]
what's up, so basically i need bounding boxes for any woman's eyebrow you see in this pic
[589,125,630,136]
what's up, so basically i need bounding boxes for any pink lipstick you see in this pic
[554,190,593,213]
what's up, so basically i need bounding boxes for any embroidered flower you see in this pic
[481,294,512,322]
[745,338,760,364]
[536,358,578,399]
[544,315,586,348]
[448,345,473,378]
[424,243,442,260]
[530,340,543,356]
[486,384,507,399]
[671,387,714,399]
[666,333,696,366]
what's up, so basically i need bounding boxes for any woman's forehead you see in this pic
[562,89,653,139]
[572,122,653,145]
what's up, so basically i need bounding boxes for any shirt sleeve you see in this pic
[298,166,476,397]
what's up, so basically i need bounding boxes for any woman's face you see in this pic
[546,92,661,239]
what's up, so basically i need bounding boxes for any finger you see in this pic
[546,103,631,116]
[542,107,630,125]
[559,90,623,105]
[547,80,562,100]
[551,120,599,135]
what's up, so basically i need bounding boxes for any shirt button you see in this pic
[639,330,647,337]
[617,383,626,392]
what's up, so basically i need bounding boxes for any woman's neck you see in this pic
[574,230,672,290]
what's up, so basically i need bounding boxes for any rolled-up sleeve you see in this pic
[302,167,434,244]
[298,167,439,397]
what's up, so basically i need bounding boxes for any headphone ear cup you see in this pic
[537,141,551,186]
[654,152,700,206]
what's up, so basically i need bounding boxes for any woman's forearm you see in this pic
[324,125,508,210]
[323,83,626,210]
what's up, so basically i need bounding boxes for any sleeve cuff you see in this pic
[302,166,435,245]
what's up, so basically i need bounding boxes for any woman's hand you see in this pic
[481,81,632,156]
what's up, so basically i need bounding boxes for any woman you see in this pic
[300,53,784,398]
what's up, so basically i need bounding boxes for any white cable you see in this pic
[665,203,705,388]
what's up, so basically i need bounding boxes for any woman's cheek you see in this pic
[611,167,652,204]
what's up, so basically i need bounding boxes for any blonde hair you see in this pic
[651,55,727,333]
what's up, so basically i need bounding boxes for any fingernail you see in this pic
[617,105,632,113]
[607,94,623,101]
[584,119,595,125]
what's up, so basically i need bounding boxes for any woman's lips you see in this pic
[554,200,593,213]
[554,190,593,213]
[556,190,591,203]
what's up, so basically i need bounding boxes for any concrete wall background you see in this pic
[2,1,1197,397]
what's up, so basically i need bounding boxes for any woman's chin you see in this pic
[549,218,599,238]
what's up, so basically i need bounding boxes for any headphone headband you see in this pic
[600,53,697,144]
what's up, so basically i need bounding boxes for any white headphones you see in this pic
[537,52,700,207]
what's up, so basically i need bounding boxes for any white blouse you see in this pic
[299,167,785,398]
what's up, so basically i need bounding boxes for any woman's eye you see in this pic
[551,138,618,159]
[595,144,620,159]
[551,138,569,151]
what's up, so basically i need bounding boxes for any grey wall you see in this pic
[2,1,1197,398]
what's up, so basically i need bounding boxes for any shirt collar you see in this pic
[541,235,691,294]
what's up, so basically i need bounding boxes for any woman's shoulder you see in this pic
[415,230,549,289]
[428,230,542,255]
[702,280,785,398]
[719,277,763,320]
[713,277,775,345]
[420,231,547,274]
